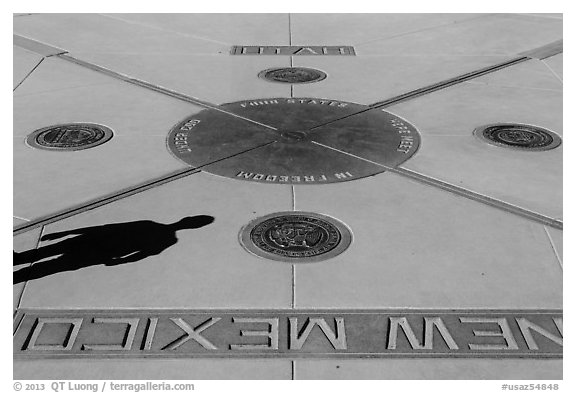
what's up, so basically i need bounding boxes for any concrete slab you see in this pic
[292,174,562,309]
[13,228,42,310]
[18,172,293,309]
[354,14,562,56]
[13,13,563,380]
[13,46,43,90]
[14,359,291,380]
[13,217,28,226]
[13,55,115,98]
[465,58,562,90]
[388,80,562,219]
[543,54,563,81]
[517,13,563,20]
[99,13,291,46]
[13,57,200,221]
[13,14,228,55]
[290,13,486,46]
[67,53,292,104]
[292,55,510,105]
[294,359,562,379]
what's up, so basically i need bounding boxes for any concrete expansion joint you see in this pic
[353,13,496,47]
[369,57,530,109]
[514,13,563,20]
[96,13,232,46]
[13,57,44,92]
[13,35,562,235]
[463,80,562,92]
[13,140,278,235]
[540,60,563,83]
[12,15,562,379]
[15,225,45,312]
[57,53,281,135]
[391,166,563,230]
[310,140,561,230]
[543,226,563,270]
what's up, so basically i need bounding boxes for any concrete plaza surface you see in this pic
[13,13,562,379]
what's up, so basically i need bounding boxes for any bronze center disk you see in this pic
[168,97,421,185]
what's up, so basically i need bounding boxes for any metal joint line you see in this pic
[519,39,562,60]
[307,56,530,133]
[392,167,562,230]
[57,54,278,133]
[312,141,562,230]
[368,57,530,108]
[13,34,68,57]
[13,141,277,235]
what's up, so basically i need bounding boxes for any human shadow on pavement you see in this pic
[13,216,215,284]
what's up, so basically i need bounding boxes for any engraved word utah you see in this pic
[231,46,356,56]
[14,310,562,358]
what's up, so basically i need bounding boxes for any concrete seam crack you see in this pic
[15,225,45,313]
[353,14,495,47]
[311,141,562,230]
[13,142,277,235]
[13,57,44,92]
[543,226,563,270]
[57,54,279,134]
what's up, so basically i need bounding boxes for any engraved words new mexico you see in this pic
[14,309,562,358]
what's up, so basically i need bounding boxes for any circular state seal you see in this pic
[474,123,561,151]
[26,123,114,151]
[258,67,327,84]
[167,98,421,185]
[240,212,352,263]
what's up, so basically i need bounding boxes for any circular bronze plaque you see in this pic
[240,212,352,263]
[258,67,327,84]
[474,123,561,151]
[167,97,421,184]
[26,123,114,151]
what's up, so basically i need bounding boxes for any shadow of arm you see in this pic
[107,250,161,265]
[41,226,102,241]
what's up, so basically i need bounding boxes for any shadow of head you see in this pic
[170,215,215,230]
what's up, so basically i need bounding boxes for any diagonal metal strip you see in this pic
[56,53,279,135]
[13,142,277,235]
[306,39,562,132]
[369,57,531,108]
[13,37,563,233]
[519,39,562,60]
[308,56,531,133]
[13,34,68,57]
[312,141,562,230]
[17,34,280,132]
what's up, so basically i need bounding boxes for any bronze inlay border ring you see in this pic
[473,123,561,151]
[258,67,327,84]
[240,211,352,263]
[26,123,114,151]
